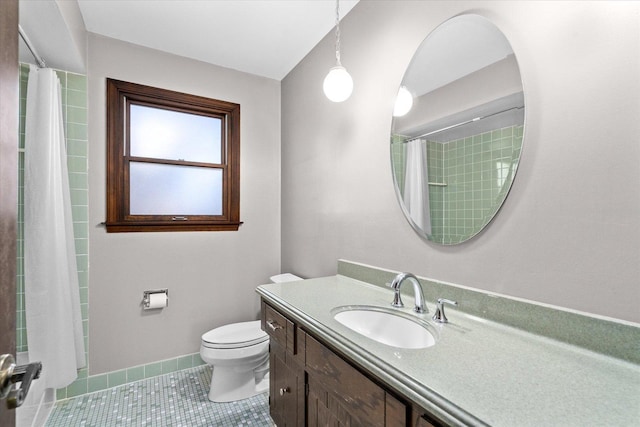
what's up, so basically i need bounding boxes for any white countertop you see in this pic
[257,275,640,427]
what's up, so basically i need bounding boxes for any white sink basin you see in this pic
[332,305,437,349]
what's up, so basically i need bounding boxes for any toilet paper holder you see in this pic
[142,289,169,309]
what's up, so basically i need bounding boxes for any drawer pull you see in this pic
[279,387,290,396]
[266,320,283,331]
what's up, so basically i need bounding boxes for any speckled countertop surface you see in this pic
[257,275,640,427]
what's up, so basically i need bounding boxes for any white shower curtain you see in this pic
[24,65,86,389]
[403,139,432,234]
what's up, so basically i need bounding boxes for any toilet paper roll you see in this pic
[146,293,167,309]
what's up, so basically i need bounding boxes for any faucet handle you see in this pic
[386,282,404,308]
[432,298,458,323]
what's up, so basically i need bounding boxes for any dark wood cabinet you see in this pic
[263,302,305,426]
[261,299,417,427]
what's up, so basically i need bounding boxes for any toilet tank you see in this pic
[269,273,302,283]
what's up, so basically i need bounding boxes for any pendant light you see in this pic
[393,86,413,117]
[323,0,353,102]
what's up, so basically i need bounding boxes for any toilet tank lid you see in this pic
[270,273,302,283]
[202,320,267,347]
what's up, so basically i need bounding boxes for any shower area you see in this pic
[392,121,524,245]
[16,33,89,425]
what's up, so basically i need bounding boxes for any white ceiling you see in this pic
[20,0,359,80]
[19,0,87,73]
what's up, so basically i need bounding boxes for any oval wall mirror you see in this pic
[391,14,525,245]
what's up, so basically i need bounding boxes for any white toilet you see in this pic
[200,320,269,402]
[200,273,302,402]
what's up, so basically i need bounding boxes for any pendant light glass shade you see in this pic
[393,86,413,117]
[324,0,352,102]
[323,65,353,103]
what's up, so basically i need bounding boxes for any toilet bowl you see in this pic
[200,320,269,402]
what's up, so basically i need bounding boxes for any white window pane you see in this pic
[130,162,222,215]
[130,104,221,163]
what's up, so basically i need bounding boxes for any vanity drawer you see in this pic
[262,302,305,365]
[263,303,288,348]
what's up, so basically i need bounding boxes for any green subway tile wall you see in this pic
[440,125,523,244]
[391,124,523,244]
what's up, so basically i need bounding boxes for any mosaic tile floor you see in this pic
[45,366,274,427]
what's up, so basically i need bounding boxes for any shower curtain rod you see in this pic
[18,25,46,68]
[406,105,524,142]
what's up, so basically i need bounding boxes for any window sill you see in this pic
[105,221,243,233]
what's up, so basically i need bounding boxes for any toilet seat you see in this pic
[201,320,268,349]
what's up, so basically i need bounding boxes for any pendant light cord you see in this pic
[334,0,342,66]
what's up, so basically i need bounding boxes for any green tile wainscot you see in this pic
[256,260,640,427]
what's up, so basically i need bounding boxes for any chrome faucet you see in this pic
[388,272,427,313]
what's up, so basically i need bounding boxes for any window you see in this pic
[105,79,241,232]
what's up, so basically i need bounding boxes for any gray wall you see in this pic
[88,35,281,374]
[281,1,640,323]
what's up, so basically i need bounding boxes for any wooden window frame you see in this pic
[105,79,241,232]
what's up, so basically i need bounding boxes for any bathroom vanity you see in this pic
[263,302,415,426]
[257,261,640,427]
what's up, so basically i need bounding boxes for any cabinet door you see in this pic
[386,393,408,427]
[306,335,405,426]
[308,374,374,427]
[270,346,303,427]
